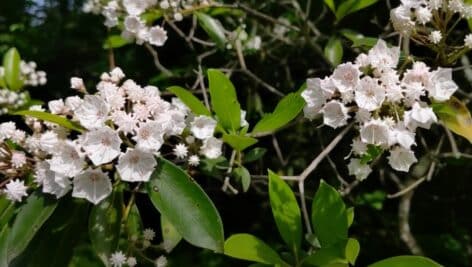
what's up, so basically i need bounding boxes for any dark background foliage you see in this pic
[1,0,472,266]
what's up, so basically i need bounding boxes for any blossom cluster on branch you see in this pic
[0,67,224,204]
[302,40,458,180]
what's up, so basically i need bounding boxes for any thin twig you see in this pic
[388,177,426,199]
[272,135,287,166]
[443,125,460,158]
[240,69,285,97]
[298,181,313,234]
[144,43,173,76]
[197,65,211,110]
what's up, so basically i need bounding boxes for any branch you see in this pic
[398,186,424,255]
[144,43,173,77]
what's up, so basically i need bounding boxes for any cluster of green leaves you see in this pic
[224,172,442,267]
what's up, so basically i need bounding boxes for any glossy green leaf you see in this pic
[147,158,224,252]
[161,215,182,253]
[126,204,143,238]
[0,196,14,228]
[336,0,379,21]
[208,69,241,132]
[3,47,23,91]
[368,256,443,267]
[10,198,89,267]
[345,238,360,265]
[196,12,227,49]
[223,133,258,151]
[268,171,302,254]
[432,96,472,143]
[311,181,348,246]
[252,92,304,135]
[13,110,85,132]
[323,0,336,13]
[69,245,105,267]
[7,192,57,262]
[233,166,251,192]
[243,147,267,163]
[168,86,211,116]
[340,29,378,49]
[0,226,9,267]
[304,242,346,266]
[346,207,354,227]
[324,38,343,67]
[89,188,123,265]
[224,234,288,266]
[103,35,130,49]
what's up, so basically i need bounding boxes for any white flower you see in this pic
[351,138,368,155]
[143,228,156,241]
[302,78,327,119]
[70,77,85,90]
[117,148,157,182]
[48,142,85,177]
[72,168,112,204]
[188,155,200,166]
[173,143,188,159]
[122,80,144,102]
[123,0,148,15]
[429,30,442,44]
[331,63,360,93]
[155,256,168,267]
[190,116,217,140]
[347,158,372,181]
[388,125,416,148]
[415,7,432,24]
[4,179,28,202]
[404,102,437,129]
[74,95,109,129]
[355,77,385,111]
[0,122,17,140]
[35,162,70,198]
[388,146,417,172]
[11,151,27,168]
[427,68,458,101]
[156,109,186,136]
[148,26,168,46]
[368,39,400,69]
[81,127,122,166]
[240,110,249,127]
[110,251,127,267]
[127,257,137,267]
[110,67,125,83]
[124,15,144,33]
[111,111,137,134]
[200,137,223,159]
[48,99,69,115]
[65,96,83,111]
[390,6,415,36]
[320,100,350,128]
[360,119,390,146]
[449,0,466,15]
[133,121,165,152]
[465,33,472,48]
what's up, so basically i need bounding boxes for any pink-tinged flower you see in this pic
[72,168,112,204]
[116,148,157,182]
[74,95,109,129]
[81,126,122,166]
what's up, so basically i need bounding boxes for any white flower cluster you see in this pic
[0,67,224,204]
[19,61,47,86]
[391,0,472,46]
[226,27,262,51]
[0,89,28,115]
[302,40,458,180]
[83,0,212,47]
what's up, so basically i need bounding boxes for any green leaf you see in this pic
[161,215,182,253]
[368,256,443,267]
[224,234,288,266]
[243,147,267,163]
[345,238,360,265]
[0,226,9,267]
[223,133,258,151]
[168,86,211,116]
[346,207,354,227]
[432,96,472,143]
[103,35,130,49]
[147,158,224,252]
[268,171,302,254]
[126,204,143,238]
[69,245,105,267]
[311,181,348,247]
[252,92,305,134]
[89,188,123,265]
[304,242,346,266]
[196,12,227,49]
[233,166,251,192]
[208,69,241,132]
[324,0,336,13]
[324,38,343,67]
[13,110,85,132]
[7,192,57,262]
[340,29,378,50]
[336,0,379,21]
[3,47,23,91]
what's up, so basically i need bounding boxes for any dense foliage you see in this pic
[1,0,472,266]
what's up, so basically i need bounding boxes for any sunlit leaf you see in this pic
[432,96,472,143]
[3,47,23,91]
[324,38,343,67]
[13,110,85,133]
[224,234,288,266]
[167,86,211,116]
[368,256,443,267]
[196,12,227,49]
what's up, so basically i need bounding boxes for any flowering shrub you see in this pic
[2,0,472,266]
